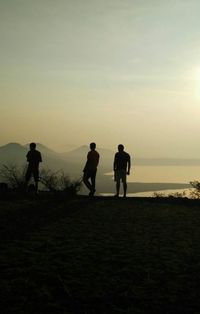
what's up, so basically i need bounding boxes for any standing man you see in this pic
[25,142,42,192]
[113,144,131,198]
[83,142,100,197]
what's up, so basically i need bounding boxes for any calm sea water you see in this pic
[107,165,200,184]
[104,165,200,197]
[129,165,200,184]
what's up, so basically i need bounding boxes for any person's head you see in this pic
[90,142,96,150]
[30,142,36,150]
[118,144,124,152]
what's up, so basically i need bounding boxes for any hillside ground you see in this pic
[1,196,200,313]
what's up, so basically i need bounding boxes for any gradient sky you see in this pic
[1,0,200,157]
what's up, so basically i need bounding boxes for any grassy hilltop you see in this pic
[1,196,200,314]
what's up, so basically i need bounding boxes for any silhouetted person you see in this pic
[83,142,100,197]
[113,144,131,198]
[25,143,42,192]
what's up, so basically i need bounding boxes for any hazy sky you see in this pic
[1,0,200,157]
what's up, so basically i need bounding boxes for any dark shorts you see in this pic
[25,166,39,182]
[114,169,127,183]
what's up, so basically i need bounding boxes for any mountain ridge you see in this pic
[1,142,200,167]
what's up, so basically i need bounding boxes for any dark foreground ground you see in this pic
[1,196,200,314]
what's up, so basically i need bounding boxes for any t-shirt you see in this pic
[26,150,42,167]
[114,151,130,170]
[85,150,100,171]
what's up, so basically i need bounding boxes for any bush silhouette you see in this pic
[189,181,200,199]
[0,164,82,197]
[0,164,26,190]
[39,168,82,196]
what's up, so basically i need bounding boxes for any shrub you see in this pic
[152,191,166,198]
[153,190,186,198]
[0,164,26,190]
[0,164,82,197]
[189,181,200,199]
[39,168,60,191]
[39,168,82,195]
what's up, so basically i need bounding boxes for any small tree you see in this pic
[0,164,27,190]
[39,168,82,196]
[39,168,60,191]
[189,181,200,199]
[0,164,82,196]
[59,171,82,194]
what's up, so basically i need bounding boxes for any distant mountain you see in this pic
[62,145,200,167]
[0,143,79,176]
[0,143,27,164]
[0,143,115,176]
[0,143,196,193]
[2,143,200,177]
[60,145,89,161]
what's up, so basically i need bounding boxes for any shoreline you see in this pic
[93,174,191,195]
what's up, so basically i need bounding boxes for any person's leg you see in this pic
[91,170,96,190]
[83,172,93,192]
[89,170,97,196]
[25,167,31,191]
[122,171,127,197]
[33,168,39,192]
[115,181,120,197]
[123,182,127,197]
[34,181,38,192]
[114,170,120,197]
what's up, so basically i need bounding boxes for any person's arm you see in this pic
[39,152,42,163]
[127,155,131,175]
[83,153,89,172]
[26,152,30,162]
[96,153,100,167]
[113,154,117,171]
